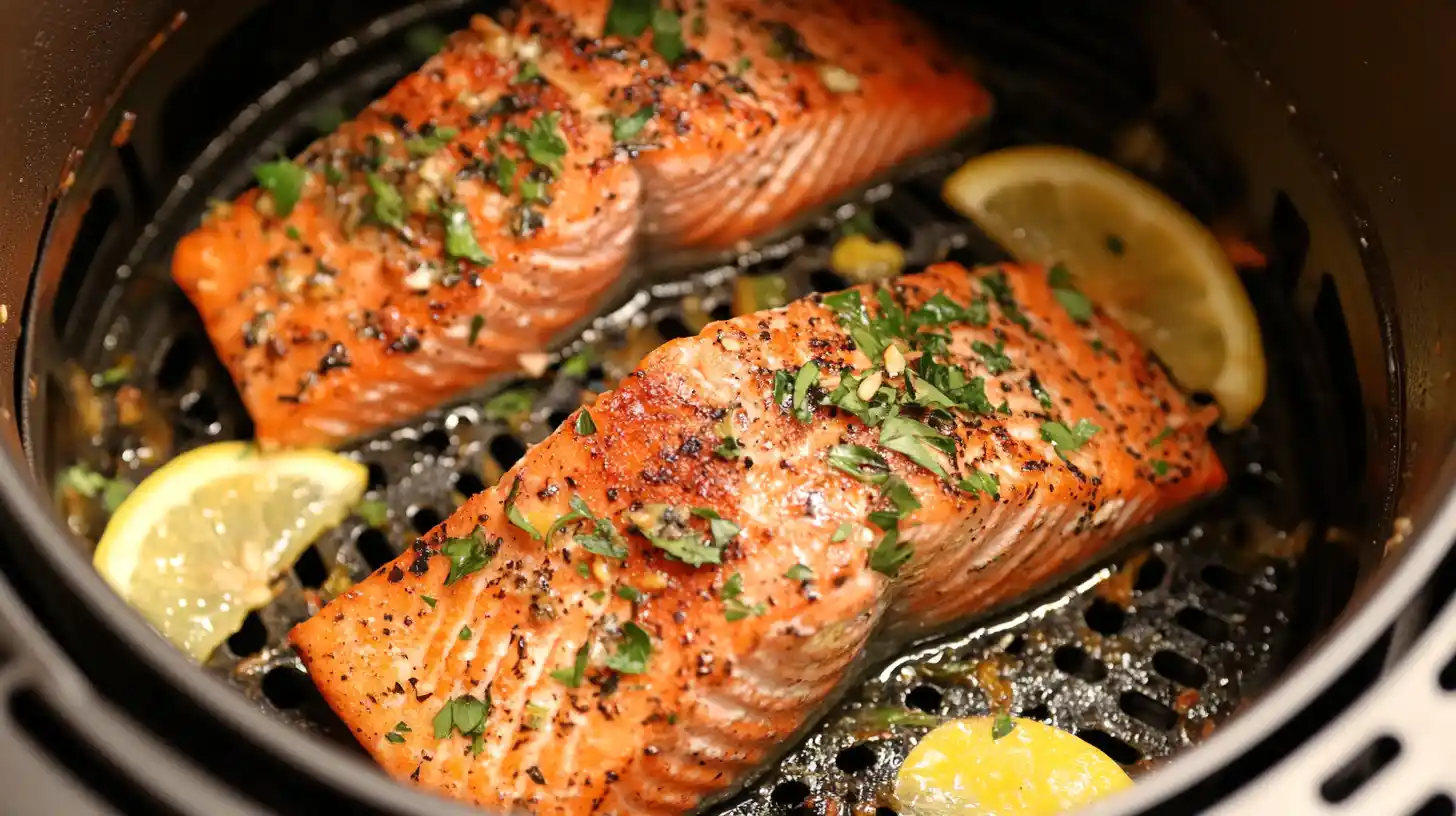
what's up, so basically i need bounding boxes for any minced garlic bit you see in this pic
[857,370,883,401]
[518,352,551,377]
[719,332,742,352]
[818,63,861,94]
[830,233,905,284]
[884,345,906,377]
[403,268,433,291]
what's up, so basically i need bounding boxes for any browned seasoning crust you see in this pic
[289,262,1225,815]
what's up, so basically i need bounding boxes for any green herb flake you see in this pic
[980,269,1032,331]
[830,521,854,543]
[1150,425,1174,447]
[484,388,534,420]
[575,409,597,436]
[958,469,1000,499]
[546,495,627,558]
[645,531,721,567]
[828,444,891,485]
[444,206,493,266]
[772,369,794,409]
[791,361,820,422]
[1048,264,1094,323]
[356,498,389,528]
[1151,459,1170,476]
[650,6,685,61]
[589,590,606,602]
[385,732,406,744]
[405,126,459,158]
[1029,374,1055,412]
[505,476,542,540]
[253,160,307,218]
[785,564,814,581]
[722,572,745,600]
[690,507,741,549]
[612,104,655,142]
[879,416,953,478]
[605,622,652,674]
[468,314,486,346]
[285,225,302,241]
[365,172,406,229]
[393,721,411,733]
[514,61,542,83]
[991,712,1016,741]
[972,339,1013,374]
[616,584,643,602]
[1040,418,1100,458]
[870,528,913,577]
[881,476,922,517]
[492,154,517,196]
[604,0,654,38]
[458,625,473,641]
[550,642,591,687]
[713,416,743,459]
[432,693,491,741]
[721,573,765,621]
[442,526,498,585]
[520,112,568,173]
[422,595,437,608]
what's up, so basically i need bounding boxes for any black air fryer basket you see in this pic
[0,0,1453,814]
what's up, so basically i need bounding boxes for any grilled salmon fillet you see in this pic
[290,262,1225,814]
[172,1,988,449]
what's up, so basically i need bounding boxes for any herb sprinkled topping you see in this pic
[551,642,590,687]
[958,469,1000,499]
[991,712,1016,740]
[405,126,459,158]
[714,415,743,459]
[721,572,766,621]
[468,314,486,346]
[785,563,814,581]
[575,409,597,436]
[870,528,911,577]
[546,494,626,558]
[612,105,656,142]
[1048,264,1093,323]
[605,622,652,674]
[505,476,542,540]
[1040,418,1100,458]
[365,172,406,229]
[254,160,307,217]
[433,693,490,754]
[443,206,492,266]
[442,526,499,585]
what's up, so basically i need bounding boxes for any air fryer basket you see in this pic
[0,0,1450,814]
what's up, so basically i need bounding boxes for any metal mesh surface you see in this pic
[41,2,1312,813]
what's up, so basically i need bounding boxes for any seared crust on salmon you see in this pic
[289,262,1224,815]
[171,1,988,449]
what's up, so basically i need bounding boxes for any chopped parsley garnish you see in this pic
[605,622,652,674]
[823,289,890,361]
[385,731,406,744]
[468,314,486,346]
[442,526,498,585]
[546,494,627,558]
[870,528,912,577]
[1106,234,1126,256]
[518,112,568,173]
[433,693,490,741]
[492,154,517,195]
[979,269,1032,331]
[561,352,591,378]
[443,206,492,266]
[285,225,302,241]
[721,572,766,621]
[483,388,534,420]
[1048,264,1093,323]
[713,416,743,459]
[505,476,542,540]
[906,372,954,409]
[525,702,550,729]
[972,339,1012,374]
[405,126,459,158]
[575,409,597,436]
[1151,459,1170,476]
[881,476,922,517]
[690,507,742,549]
[879,416,953,478]
[1040,418,1100,458]
[355,498,389,528]
[830,521,853,542]
[827,444,890,485]
[1150,425,1174,446]
[958,469,1000,499]
[253,159,306,217]
[604,0,654,37]
[616,584,643,602]
[514,61,542,83]
[649,6,686,61]
[365,172,406,229]
[785,563,814,581]
[1029,374,1055,412]
[611,105,655,142]
[772,369,793,409]
[458,625,472,641]
[551,642,590,687]
[792,361,820,422]
[393,721,411,733]
[642,524,722,567]
[991,711,1016,740]
[910,292,988,330]
[422,595,437,608]
[589,590,606,602]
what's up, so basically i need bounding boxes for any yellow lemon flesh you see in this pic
[92,442,368,662]
[942,145,1266,429]
[896,716,1133,815]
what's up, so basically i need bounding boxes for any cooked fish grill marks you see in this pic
[290,262,1225,815]
[170,0,989,449]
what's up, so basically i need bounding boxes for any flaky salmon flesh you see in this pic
[171,0,990,449]
[290,262,1226,815]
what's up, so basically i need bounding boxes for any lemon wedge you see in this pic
[942,145,1266,429]
[895,716,1132,815]
[93,442,368,661]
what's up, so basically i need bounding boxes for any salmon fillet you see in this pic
[171,1,988,449]
[289,262,1225,814]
